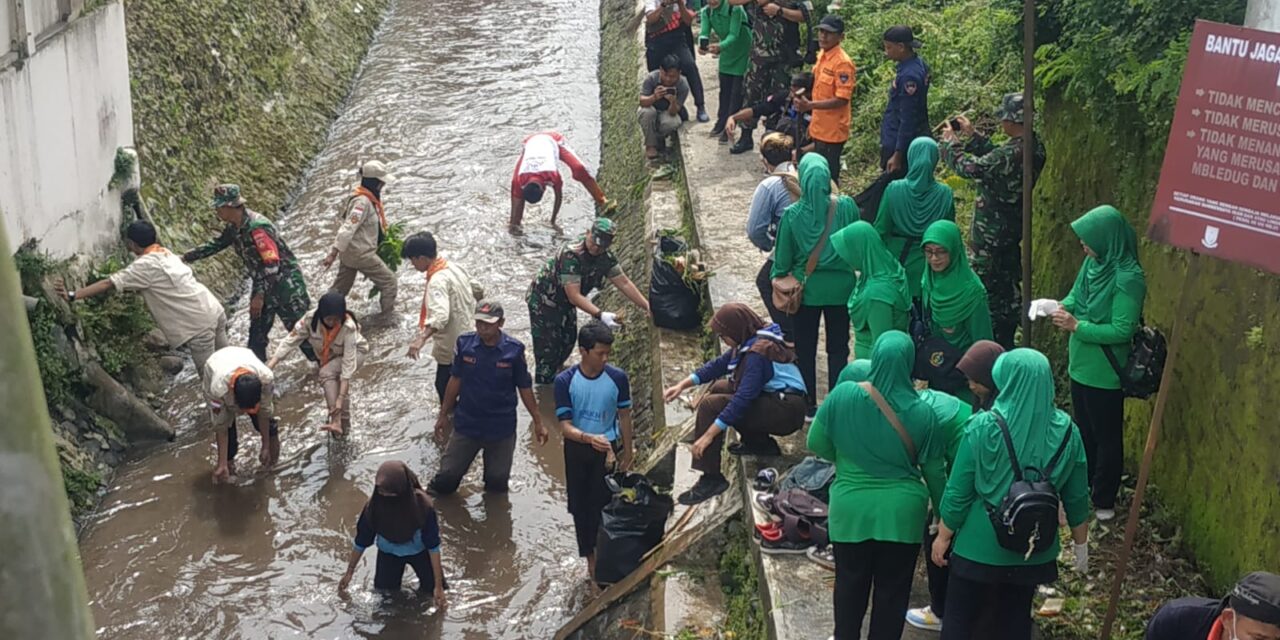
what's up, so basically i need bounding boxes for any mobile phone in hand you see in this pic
[949,117,963,131]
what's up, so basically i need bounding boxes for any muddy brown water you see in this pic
[79,0,607,637]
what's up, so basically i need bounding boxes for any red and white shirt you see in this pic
[510,131,593,199]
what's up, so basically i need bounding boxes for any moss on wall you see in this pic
[1031,92,1280,589]
[596,0,659,434]
[124,0,388,295]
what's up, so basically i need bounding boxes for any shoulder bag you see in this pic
[857,381,917,463]
[772,195,836,315]
[985,411,1073,558]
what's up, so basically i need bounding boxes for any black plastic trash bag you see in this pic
[593,472,674,586]
[650,235,702,330]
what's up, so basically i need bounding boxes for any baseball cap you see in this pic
[994,92,1026,124]
[210,184,246,209]
[474,300,504,323]
[360,160,396,184]
[883,25,923,49]
[817,15,845,34]
[1229,572,1280,625]
[590,217,617,248]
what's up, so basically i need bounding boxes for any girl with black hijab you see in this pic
[339,461,446,607]
[269,290,368,435]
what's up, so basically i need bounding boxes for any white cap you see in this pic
[360,160,395,184]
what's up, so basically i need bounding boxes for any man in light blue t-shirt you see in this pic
[554,322,634,581]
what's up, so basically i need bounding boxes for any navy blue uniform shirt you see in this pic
[451,332,533,441]
[880,56,931,152]
[1144,597,1221,640]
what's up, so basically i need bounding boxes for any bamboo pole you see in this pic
[0,226,95,639]
[1020,0,1035,347]
[1098,254,1201,639]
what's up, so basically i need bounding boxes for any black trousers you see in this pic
[814,139,847,184]
[755,259,794,341]
[793,304,850,409]
[1071,380,1126,509]
[939,573,1035,640]
[832,540,919,640]
[434,363,451,402]
[645,32,706,109]
[715,73,745,131]
[923,517,950,617]
[854,147,911,222]
[374,549,438,592]
[564,439,616,557]
[226,417,279,463]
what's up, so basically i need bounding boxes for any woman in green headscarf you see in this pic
[874,137,956,300]
[921,220,993,408]
[807,331,945,640]
[830,221,911,359]
[933,349,1091,640]
[772,153,859,416]
[1044,205,1145,521]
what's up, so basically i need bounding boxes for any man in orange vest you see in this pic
[795,15,855,183]
[322,160,399,321]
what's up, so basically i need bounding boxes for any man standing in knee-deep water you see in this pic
[429,301,549,495]
[321,161,399,323]
[183,184,312,362]
[941,92,1046,348]
[509,131,612,228]
[202,346,279,483]
[554,322,634,580]
[402,232,485,401]
[526,218,651,385]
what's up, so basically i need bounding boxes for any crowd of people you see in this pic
[48,3,1280,639]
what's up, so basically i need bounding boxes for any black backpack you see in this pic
[986,412,1073,558]
[1102,322,1167,399]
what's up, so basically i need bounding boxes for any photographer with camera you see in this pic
[638,55,692,160]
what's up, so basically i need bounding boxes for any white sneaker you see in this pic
[906,605,943,631]
[1096,508,1116,522]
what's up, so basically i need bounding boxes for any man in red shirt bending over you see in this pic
[509,131,612,228]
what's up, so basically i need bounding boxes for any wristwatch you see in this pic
[67,291,76,302]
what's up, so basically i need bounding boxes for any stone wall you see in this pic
[595,0,661,435]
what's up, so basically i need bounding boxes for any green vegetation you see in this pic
[60,466,103,515]
[14,246,79,408]
[371,221,407,298]
[75,256,156,376]
[718,520,767,640]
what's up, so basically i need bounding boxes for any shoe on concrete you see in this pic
[907,606,943,632]
[696,107,710,122]
[729,135,753,155]
[677,474,730,505]
[757,536,810,555]
[1096,508,1116,522]
[729,438,782,457]
[806,544,836,571]
[709,124,725,136]
[805,406,817,423]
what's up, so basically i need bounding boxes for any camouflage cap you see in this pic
[995,92,1025,124]
[210,184,246,209]
[590,217,617,248]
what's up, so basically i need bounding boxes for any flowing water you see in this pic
[79,0,605,637]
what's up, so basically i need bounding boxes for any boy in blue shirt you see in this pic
[554,322,634,580]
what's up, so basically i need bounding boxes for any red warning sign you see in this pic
[1148,20,1280,274]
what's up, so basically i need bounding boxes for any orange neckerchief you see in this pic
[355,186,387,231]
[320,318,344,368]
[418,259,451,330]
[227,367,260,415]
[1207,618,1224,640]
[142,244,169,255]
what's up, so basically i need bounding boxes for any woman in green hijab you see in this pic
[772,153,859,416]
[830,221,911,359]
[874,137,956,300]
[920,220,993,405]
[1044,205,1145,521]
[808,331,945,640]
[933,349,1091,640]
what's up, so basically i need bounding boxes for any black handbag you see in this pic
[985,412,1073,558]
[911,303,968,395]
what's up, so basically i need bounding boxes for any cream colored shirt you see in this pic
[273,310,369,381]
[334,193,383,262]
[422,262,485,363]
[202,346,274,407]
[109,248,224,347]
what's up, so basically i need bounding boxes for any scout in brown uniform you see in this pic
[322,160,399,320]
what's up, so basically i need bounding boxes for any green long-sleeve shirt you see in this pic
[939,426,1090,566]
[852,299,909,359]
[874,198,956,301]
[1060,279,1144,390]
[699,3,751,76]
[772,202,858,307]
[807,390,947,545]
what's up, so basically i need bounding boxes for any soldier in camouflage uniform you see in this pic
[526,218,651,384]
[728,0,812,155]
[940,93,1046,348]
[184,184,314,362]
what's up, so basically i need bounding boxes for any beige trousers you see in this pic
[332,252,398,314]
